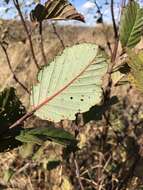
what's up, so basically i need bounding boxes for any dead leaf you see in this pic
[30,0,85,23]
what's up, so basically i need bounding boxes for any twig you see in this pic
[74,159,85,190]
[15,163,30,175]
[111,0,118,40]
[110,0,119,63]
[81,165,102,177]
[97,152,104,190]
[80,177,97,189]
[39,22,48,65]
[94,0,112,56]
[103,0,119,102]
[0,41,30,94]
[27,176,34,190]
[96,0,120,157]
[98,155,112,189]
[13,0,40,70]
[52,22,65,49]
[72,114,85,190]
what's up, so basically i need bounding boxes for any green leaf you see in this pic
[16,132,43,145]
[119,1,143,48]
[31,43,107,122]
[127,50,143,93]
[16,126,77,146]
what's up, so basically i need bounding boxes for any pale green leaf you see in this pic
[31,43,107,122]
[120,1,143,48]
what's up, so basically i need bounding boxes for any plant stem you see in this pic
[94,0,112,56]
[13,0,40,70]
[74,159,85,190]
[0,41,30,94]
[52,22,65,49]
[104,0,119,98]
[102,0,119,147]
[39,22,48,65]
[110,0,119,63]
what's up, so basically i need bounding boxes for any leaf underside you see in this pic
[31,43,107,122]
[120,1,143,48]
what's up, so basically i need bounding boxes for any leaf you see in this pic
[16,133,43,145]
[30,0,85,22]
[119,1,143,48]
[127,50,143,92]
[31,43,107,122]
[16,126,77,146]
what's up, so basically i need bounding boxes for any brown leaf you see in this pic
[30,0,85,23]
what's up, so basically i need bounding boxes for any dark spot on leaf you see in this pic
[80,99,84,102]
[70,97,73,100]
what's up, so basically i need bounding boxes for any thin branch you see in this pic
[110,0,119,63]
[13,0,40,70]
[99,0,119,149]
[39,22,48,65]
[111,0,118,40]
[103,0,119,98]
[94,0,112,56]
[52,22,65,49]
[15,163,30,175]
[0,41,30,94]
[74,159,85,190]
[80,177,97,189]
[94,0,101,12]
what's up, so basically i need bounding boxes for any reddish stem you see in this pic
[9,57,96,129]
